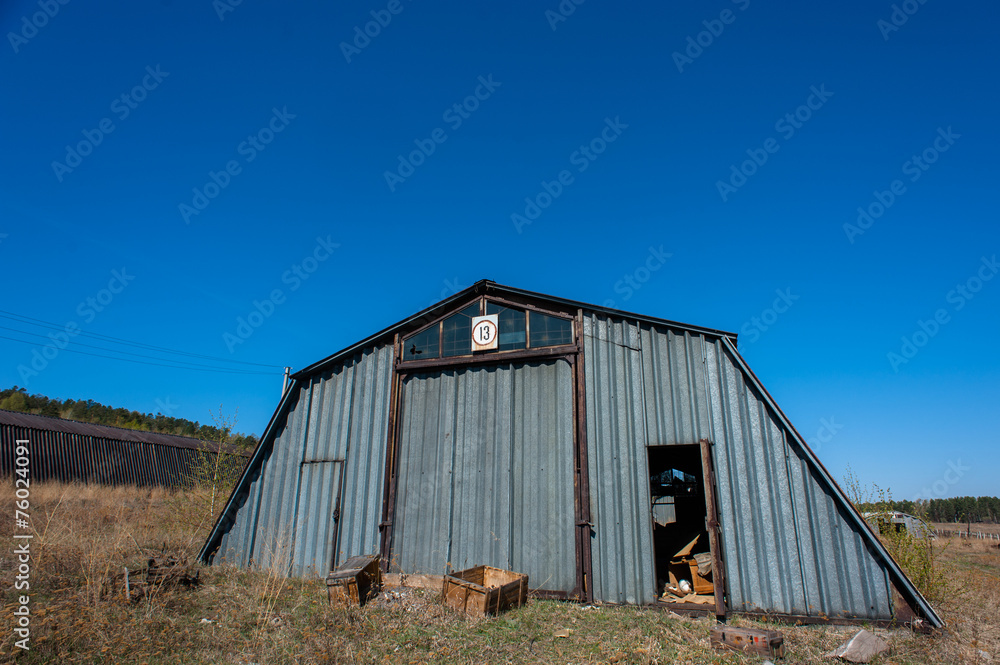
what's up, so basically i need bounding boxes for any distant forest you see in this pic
[0,386,258,449]
[858,496,1000,524]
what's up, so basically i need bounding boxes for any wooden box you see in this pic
[326,555,382,607]
[442,565,528,616]
[710,626,784,658]
[668,534,714,595]
[667,559,714,595]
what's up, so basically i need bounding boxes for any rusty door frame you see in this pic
[699,438,728,619]
[644,439,727,617]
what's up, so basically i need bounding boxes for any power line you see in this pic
[0,334,278,376]
[0,309,282,368]
[0,325,278,373]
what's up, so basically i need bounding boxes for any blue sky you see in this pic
[1,0,997,501]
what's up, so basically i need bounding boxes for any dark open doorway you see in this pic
[647,442,723,613]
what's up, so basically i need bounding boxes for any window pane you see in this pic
[403,325,439,360]
[441,303,481,357]
[486,302,527,351]
[529,311,573,347]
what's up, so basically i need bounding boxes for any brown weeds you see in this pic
[1,482,998,664]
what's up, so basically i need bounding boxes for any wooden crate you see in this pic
[710,626,784,658]
[326,555,382,607]
[667,558,714,595]
[442,565,528,616]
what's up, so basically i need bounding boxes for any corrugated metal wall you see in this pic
[393,359,576,593]
[215,344,393,577]
[0,423,227,487]
[707,343,892,619]
[584,313,893,619]
[583,315,653,605]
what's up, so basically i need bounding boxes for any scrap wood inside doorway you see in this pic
[648,442,723,612]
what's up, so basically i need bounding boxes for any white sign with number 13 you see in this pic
[471,314,499,352]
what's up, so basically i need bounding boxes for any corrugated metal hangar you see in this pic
[199,280,941,627]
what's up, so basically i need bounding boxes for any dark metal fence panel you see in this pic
[0,412,244,489]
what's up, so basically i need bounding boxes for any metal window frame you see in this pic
[398,296,578,372]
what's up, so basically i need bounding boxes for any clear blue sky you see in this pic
[2,0,997,501]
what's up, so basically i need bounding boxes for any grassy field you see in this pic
[1,483,998,664]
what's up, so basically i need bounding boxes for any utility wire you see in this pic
[0,334,278,375]
[0,325,278,373]
[0,310,283,368]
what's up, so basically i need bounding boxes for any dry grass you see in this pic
[931,522,1000,537]
[1,482,998,664]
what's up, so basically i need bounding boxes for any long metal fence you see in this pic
[935,528,1000,542]
[1,410,248,488]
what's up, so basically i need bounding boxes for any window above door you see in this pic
[401,297,575,364]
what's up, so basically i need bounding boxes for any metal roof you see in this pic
[294,279,737,380]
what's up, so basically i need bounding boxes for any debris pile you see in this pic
[116,554,200,603]
[825,629,889,663]
[660,534,716,605]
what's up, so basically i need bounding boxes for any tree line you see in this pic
[0,386,258,450]
[857,496,1000,524]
